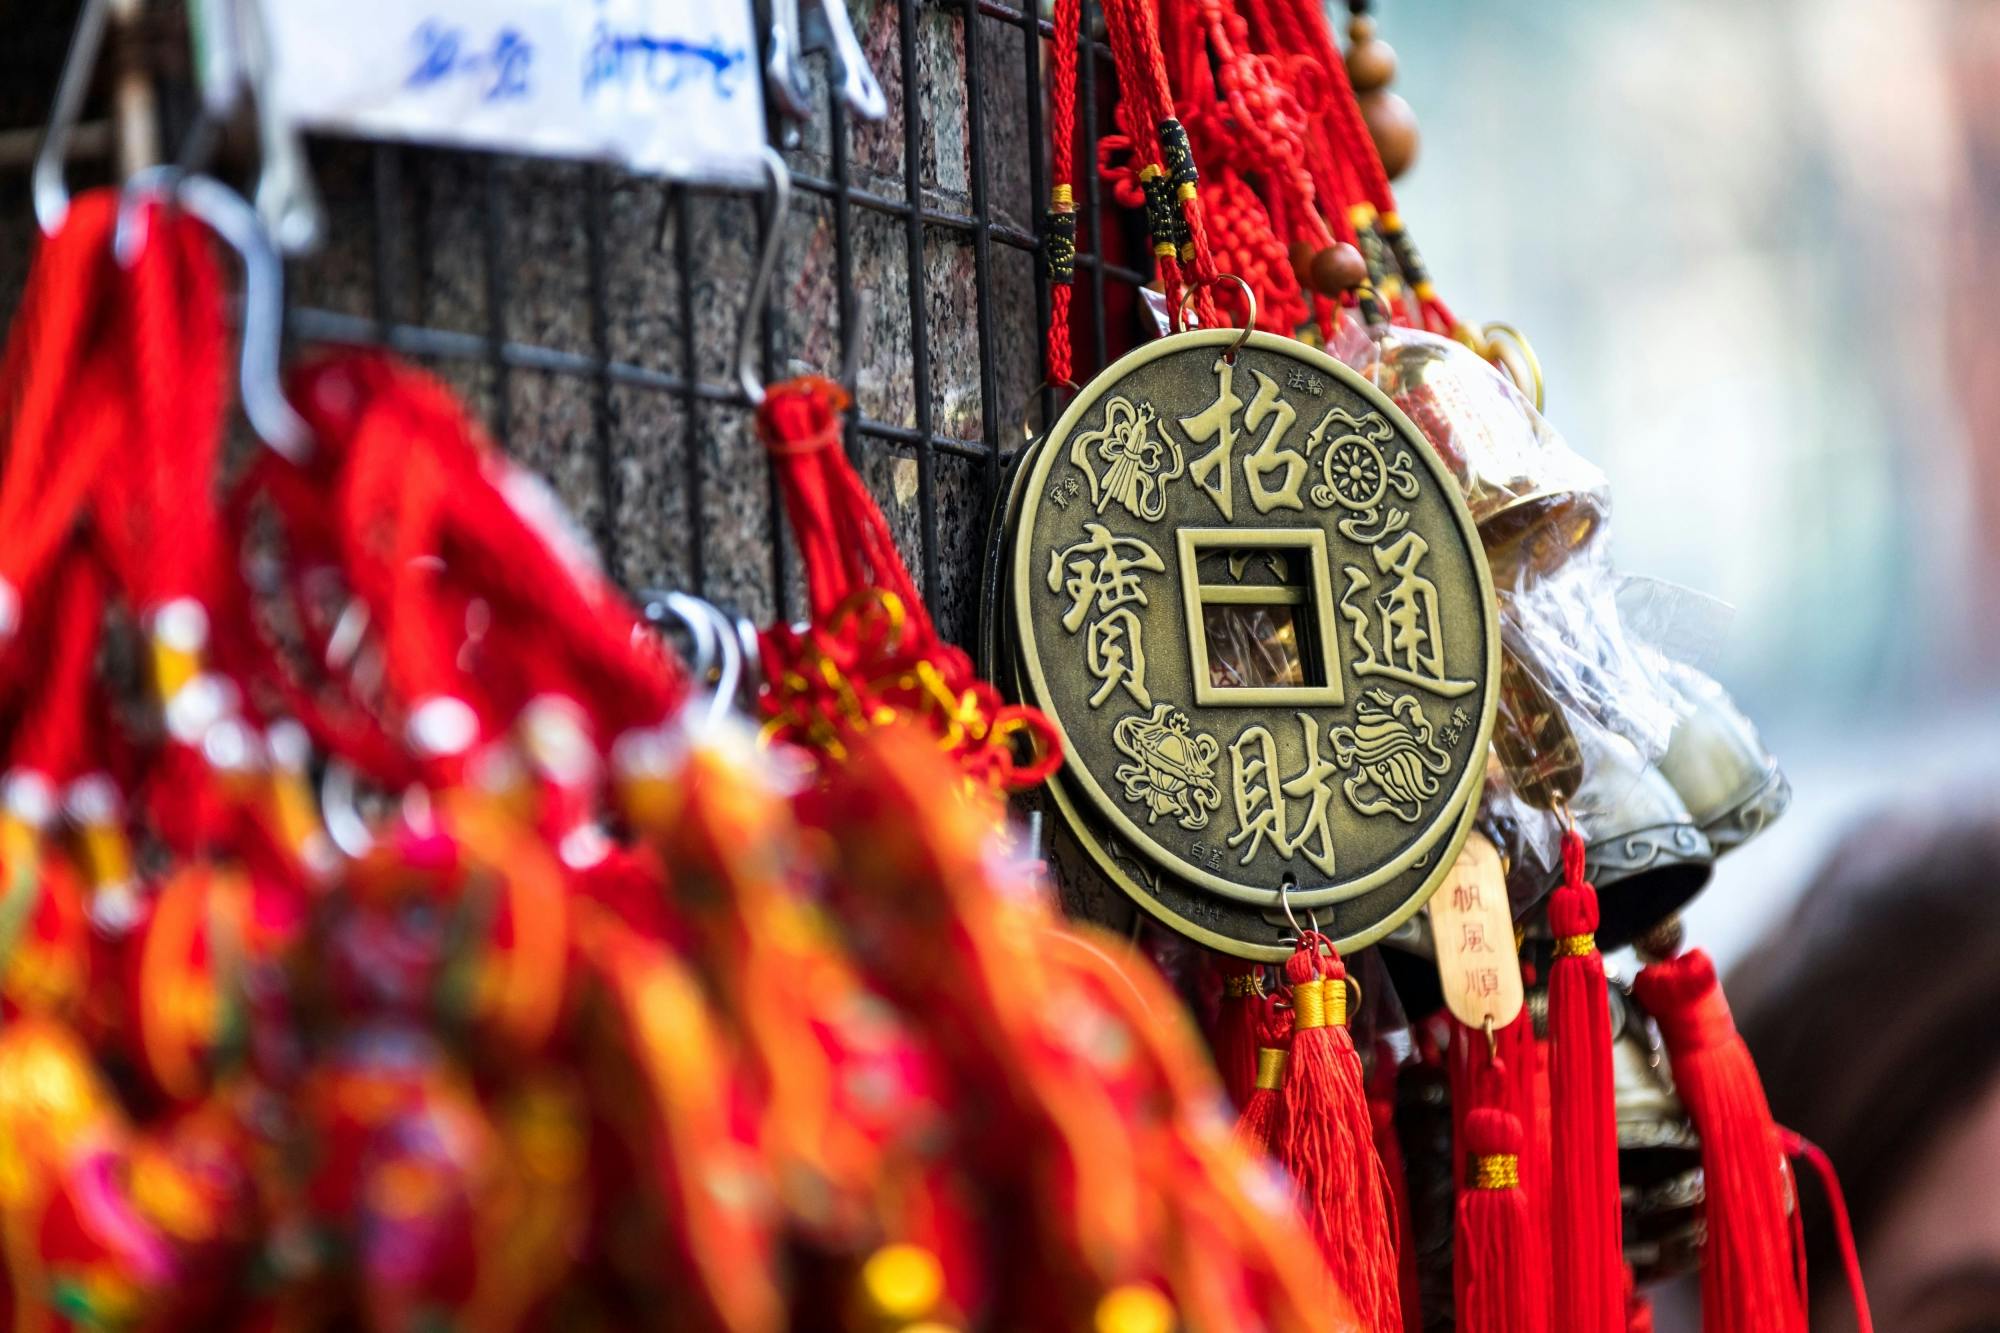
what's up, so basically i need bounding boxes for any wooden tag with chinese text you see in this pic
[1428,832,1522,1031]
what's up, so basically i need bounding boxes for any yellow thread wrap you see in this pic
[75,822,133,892]
[1471,1153,1520,1190]
[1555,933,1596,959]
[1292,977,1346,1031]
[1254,1047,1288,1091]
[150,638,201,703]
[1052,183,1074,209]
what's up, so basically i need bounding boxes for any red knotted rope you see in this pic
[1045,0,1081,386]
[757,376,1060,791]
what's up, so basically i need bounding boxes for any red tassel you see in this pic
[1211,957,1267,1111]
[1367,1044,1421,1333]
[1273,933,1400,1332]
[1781,1128,1873,1333]
[1232,1005,1289,1152]
[1548,830,1623,1332]
[1454,1107,1535,1333]
[1631,949,1805,1333]
[1626,1279,1654,1333]
[1450,1018,1551,1333]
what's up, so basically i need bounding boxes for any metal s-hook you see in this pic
[641,591,750,726]
[33,0,112,234]
[801,0,888,121]
[112,169,311,462]
[734,147,792,406]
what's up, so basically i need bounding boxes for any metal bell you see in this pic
[1366,329,1607,581]
[1610,981,1704,1284]
[1574,726,1714,949]
[1654,658,1791,857]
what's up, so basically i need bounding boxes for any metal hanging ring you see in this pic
[1017,377,1081,444]
[1178,273,1257,360]
[1480,321,1545,414]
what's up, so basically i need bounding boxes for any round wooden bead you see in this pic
[1360,89,1420,179]
[1289,241,1318,288]
[1308,242,1368,296]
[1346,37,1397,93]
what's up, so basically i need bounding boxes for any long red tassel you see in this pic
[1273,932,1401,1332]
[1782,1128,1874,1333]
[1454,1106,1534,1333]
[1367,1044,1421,1332]
[1451,1017,1551,1333]
[1548,830,1623,1332]
[1626,1280,1654,1333]
[1631,949,1806,1333]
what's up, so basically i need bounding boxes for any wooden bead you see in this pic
[1360,89,1420,180]
[1345,37,1397,93]
[1288,241,1318,287]
[1308,243,1368,296]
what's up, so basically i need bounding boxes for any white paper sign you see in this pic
[261,0,767,185]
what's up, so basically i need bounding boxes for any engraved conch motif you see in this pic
[1111,702,1222,830]
[1329,689,1451,822]
[1070,396,1185,522]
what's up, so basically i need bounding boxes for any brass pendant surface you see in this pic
[1008,330,1498,957]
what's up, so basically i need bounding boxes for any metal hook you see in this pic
[32,0,112,234]
[641,591,750,726]
[735,147,792,406]
[801,0,888,121]
[232,0,325,253]
[321,759,375,860]
[766,0,814,124]
[113,169,312,462]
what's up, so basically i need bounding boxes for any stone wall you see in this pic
[0,1,1141,933]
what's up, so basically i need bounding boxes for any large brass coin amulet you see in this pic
[1005,330,1499,958]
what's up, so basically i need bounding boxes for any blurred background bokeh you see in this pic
[1393,0,2000,970]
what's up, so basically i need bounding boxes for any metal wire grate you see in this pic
[271,0,1144,644]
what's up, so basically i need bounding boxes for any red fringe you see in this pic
[1548,832,1623,1332]
[1274,935,1401,1332]
[1632,950,1806,1333]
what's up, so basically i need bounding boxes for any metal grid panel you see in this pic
[278,0,1144,642]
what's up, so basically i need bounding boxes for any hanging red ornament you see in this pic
[1547,826,1624,1332]
[1631,946,1807,1333]
[1272,932,1401,1332]
[756,375,1060,793]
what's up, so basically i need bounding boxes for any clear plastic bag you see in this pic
[1334,326,1687,773]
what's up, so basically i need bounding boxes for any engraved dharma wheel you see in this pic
[1003,329,1499,958]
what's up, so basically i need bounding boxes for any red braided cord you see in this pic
[8,547,108,784]
[0,195,123,604]
[1046,0,1080,385]
[1096,0,1216,328]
